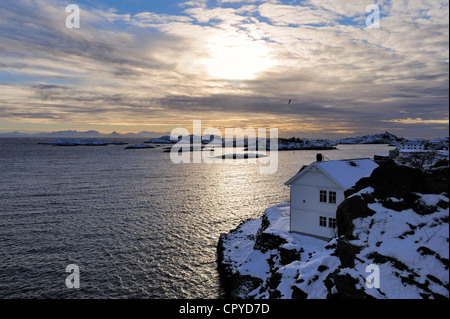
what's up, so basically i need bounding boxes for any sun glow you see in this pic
[202,37,275,80]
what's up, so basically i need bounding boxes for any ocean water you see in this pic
[0,138,394,299]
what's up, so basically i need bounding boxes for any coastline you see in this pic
[217,162,449,299]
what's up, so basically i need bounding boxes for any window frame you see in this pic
[319,216,327,227]
[328,191,337,204]
[328,217,337,229]
[319,190,327,203]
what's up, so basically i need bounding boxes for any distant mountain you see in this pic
[1,130,444,148]
[335,132,401,145]
[0,131,32,137]
[0,130,168,138]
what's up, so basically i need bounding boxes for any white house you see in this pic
[285,156,378,240]
[399,139,426,151]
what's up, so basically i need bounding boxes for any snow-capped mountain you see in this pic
[336,132,400,145]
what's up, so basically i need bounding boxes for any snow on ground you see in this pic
[220,203,331,298]
[348,193,449,299]
[291,241,340,299]
[220,217,263,277]
[220,189,449,299]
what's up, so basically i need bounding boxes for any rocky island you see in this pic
[144,132,403,151]
[38,138,127,146]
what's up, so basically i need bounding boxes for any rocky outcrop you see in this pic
[217,162,449,299]
[217,204,328,299]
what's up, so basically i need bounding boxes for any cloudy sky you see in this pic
[0,0,448,138]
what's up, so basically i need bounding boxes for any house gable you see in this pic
[288,167,342,189]
[286,158,378,239]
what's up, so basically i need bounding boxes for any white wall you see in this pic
[400,143,425,150]
[290,169,343,239]
[291,207,337,239]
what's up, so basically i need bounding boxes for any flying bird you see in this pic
[288,99,292,104]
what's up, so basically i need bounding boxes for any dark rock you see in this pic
[348,161,448,200]
[332,238,362,268]
[332,272,372,299]
[268,289,281,299]
[254,232,287,253]
[379,198,410,212]
[279,247,302,266]
[344,177,372,198]
[269,272,282,290]
[437,200,450,210]
[417,247,449,269]
[412,199,440,215]
[291,286,308,299]
[370,161,423,198]
[336,196,376,238]
[366,252,411,272]
[317,265,329,272]
[339,162,448,236]
[229,275,264,299]
[422,167,449,195]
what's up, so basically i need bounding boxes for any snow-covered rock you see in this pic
[145,135,220,144]
[218,162,449,299]
[336,132,399,145]
[218,203,329,299]
[276,138,337,150]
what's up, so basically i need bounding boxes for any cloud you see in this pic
[257,2,341,26]
[0,0,448,138]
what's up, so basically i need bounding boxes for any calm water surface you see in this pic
[0,138,394,298]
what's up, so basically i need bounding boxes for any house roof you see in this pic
[401,139,426,145]
[285,158,379,190]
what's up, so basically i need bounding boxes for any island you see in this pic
[125,144,156,149]
[38,138,127,146]
[144,132,405,151]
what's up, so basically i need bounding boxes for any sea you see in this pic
[0,138,395,299]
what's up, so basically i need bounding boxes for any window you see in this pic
[329,191,337,204]
[328,218,337,229]
[320,190,327,203]
[319,216,327,227]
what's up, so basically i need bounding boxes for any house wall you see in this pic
[400,143,425,150]
[290,169,344,239]
[291,207,336,239]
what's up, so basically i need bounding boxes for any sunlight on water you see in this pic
[0,139,394,298]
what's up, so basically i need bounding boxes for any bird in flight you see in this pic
[288,99,292,104]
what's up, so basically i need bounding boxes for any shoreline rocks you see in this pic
[217,162,449,299]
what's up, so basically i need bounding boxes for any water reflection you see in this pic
[0,140,394,298]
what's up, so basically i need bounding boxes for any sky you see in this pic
[0,0,448,139]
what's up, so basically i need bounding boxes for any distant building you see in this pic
[285,155,378,240]
[399,139,426,151]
